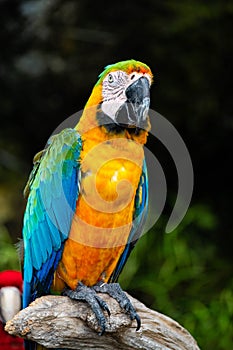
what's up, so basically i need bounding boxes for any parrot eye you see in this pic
[108,74,114,83]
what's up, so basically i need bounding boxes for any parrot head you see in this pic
[78,59,153,135]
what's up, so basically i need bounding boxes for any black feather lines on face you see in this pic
[96,104,145,135]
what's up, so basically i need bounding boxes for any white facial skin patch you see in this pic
[101,70,151,122]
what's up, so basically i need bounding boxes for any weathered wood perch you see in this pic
[5,293,200,350]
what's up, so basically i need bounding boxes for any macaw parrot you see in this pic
[22,59,152,349]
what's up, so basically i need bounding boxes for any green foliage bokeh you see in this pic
[120,204,233,349]
[0,227,21,271]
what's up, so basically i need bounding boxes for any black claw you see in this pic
[95,295,111,316]
[98,326,106,336]
[135,313,141,331]
[93,282,141,331]
[63,283,109,334]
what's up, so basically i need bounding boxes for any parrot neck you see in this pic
[76,114,149,146]
[75,84,102,135]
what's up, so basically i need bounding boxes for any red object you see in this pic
[0,270,24,349]
[0,270,23,292]
[0,323,24,350]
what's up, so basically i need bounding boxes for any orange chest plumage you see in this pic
[53,127,146,291]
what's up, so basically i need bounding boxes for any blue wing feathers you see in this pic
[44,215,61,249]
[23,128,82,308]
[23,242,33,283]
[35,248,64,293]
[30,232,42,270]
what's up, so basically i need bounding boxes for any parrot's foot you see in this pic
[63,282,110,335]
[92,281,141,331]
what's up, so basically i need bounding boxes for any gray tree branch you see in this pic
[5,293,200,350]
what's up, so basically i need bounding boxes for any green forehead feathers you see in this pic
[97,59,151,85]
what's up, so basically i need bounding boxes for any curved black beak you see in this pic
[116,76,150,129]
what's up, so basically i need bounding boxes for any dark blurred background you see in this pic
[0,1,232,349]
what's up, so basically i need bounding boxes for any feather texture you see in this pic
[109,159,148,282]
[22,128,82,308]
